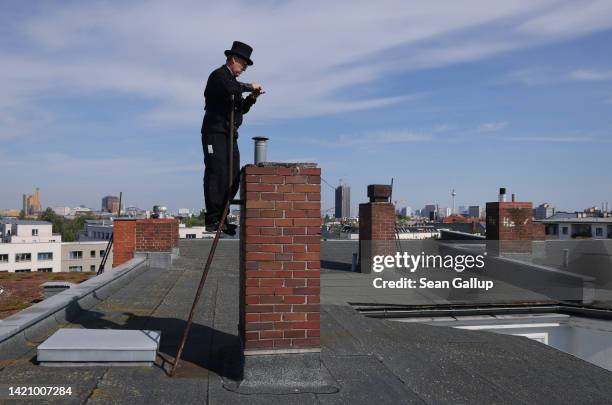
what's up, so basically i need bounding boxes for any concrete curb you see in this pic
[0,257,148,358]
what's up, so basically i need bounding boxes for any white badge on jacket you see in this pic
[207,145,214,154]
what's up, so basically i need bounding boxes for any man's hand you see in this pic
[251,83,265,98]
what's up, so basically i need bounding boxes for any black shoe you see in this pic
[205,221,237,236]
[221,223,237,236]
[225,222,238,231]
[205,221,219,232]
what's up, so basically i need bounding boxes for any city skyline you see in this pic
[1,184,610,217]
[1,2,611,213]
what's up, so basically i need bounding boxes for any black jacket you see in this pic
[201,65,256,134]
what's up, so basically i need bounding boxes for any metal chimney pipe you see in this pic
[511,193,516,202]
[499,187,506,202]
[252,137,269,164]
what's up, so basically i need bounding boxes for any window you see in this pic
[90,250,96,258]
[69,266,83,272]
[100,250,106,258]
[32,228,38,236]
[562,227,568,235]
[186,233,196,239]
[37,268,52,272]
[69,251,83,259]
[596,228,603,237]
[572,224,591,238]
[38,252,53,261]
[15,269,31,273]
[90,265,96,272]
[0,254,8,263]
[15,253,31,262]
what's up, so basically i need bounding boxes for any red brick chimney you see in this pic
[239,163,321,354]
[486,188,544,253]
[113,218,179,267]
[358,184,396,273]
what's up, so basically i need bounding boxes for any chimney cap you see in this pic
[367,184,392,202]
[499,187,506,194]
[252,136,269,141]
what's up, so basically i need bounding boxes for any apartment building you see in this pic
[61,241,113,273]
[0,220,62,273]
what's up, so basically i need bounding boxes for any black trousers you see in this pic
[202,122,240,225]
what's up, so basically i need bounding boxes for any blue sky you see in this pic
[1,1,611,215]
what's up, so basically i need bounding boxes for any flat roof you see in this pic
[0,220,52,225]
[2,240,611,403]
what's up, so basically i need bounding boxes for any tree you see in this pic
[64,214,97,242]
[183,216,205,227]
[37,208,97,242]
[39,208,64,236]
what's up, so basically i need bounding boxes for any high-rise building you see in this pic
[468,205,482,218]
[22,188,42,216]
[335,184,351,219]
[399,206,412,217]
[439,207,451,218]
[101,196,120,214]
[423,204,437,220]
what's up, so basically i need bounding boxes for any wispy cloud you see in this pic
[500,134,611,143]
[503,66,612,87]
[432,124,452,133]
[568,69,612,81]
[1,151,200,176]
[502,67,560,86]
[517,0,612,39]
[479,121,508,132]
[306,130,433,147]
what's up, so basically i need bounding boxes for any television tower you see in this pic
[451,189,456,215]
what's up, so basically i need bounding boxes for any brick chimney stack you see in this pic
[239,163,321,354]
[358,184,396,273]
[486,187,544,253]
[113,218,179,267]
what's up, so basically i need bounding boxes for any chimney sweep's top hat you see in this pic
[225,41,254,66]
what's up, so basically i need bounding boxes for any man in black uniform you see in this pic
[201,41,264,235]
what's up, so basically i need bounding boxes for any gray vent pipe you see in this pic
[252,137,269,164]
